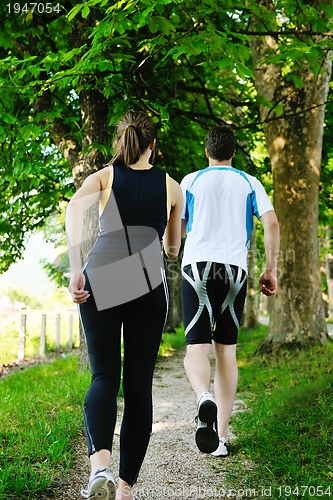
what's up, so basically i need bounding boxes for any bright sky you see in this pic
[0,232,58,300]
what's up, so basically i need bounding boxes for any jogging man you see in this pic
[180,125,280,456]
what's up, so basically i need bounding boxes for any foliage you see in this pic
[40,203,70,288]
[4,287,43,309]
[320,80,333,228]
[0,0,332,284]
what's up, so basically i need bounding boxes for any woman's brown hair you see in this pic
[110,110,156,167]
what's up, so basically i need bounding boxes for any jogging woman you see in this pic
[66,111,183,500]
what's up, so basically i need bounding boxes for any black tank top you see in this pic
[88,165,169,260]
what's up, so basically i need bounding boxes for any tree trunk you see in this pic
[326,227,333,319]
[46,87,107,368]
[75,88,109,369]
[164,243,183,332]
[243,224,259,330]
[251,6,331,350]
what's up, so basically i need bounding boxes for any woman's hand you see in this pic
[69,271,90,304]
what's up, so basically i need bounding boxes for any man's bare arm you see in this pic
[259,210,280,296]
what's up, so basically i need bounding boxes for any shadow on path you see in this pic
[51,348,236,500]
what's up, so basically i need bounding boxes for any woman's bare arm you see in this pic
[66,168,109,302]
[163,177,183,259]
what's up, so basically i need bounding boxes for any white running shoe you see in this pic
[211,437,228,457]
[195,392,219,454]
[81,467,116,499]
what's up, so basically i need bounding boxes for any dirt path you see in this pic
[14,320,333,498]
[52,348,241,500]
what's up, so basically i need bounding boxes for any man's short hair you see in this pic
[205,125,237,161]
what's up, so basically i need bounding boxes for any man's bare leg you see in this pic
[184,343,212,401]
[184,343,220,453]
[213,342,238,438]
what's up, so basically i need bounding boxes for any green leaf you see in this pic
[123,0,139,12]
[133,10,142,23]
[81,5,90,19]
[13,199,20,215]
[115,17,132,35]
[235,62,253,79]
[114,99,128,113]
[20,124,42,141]
[61,47,84,63]
[3,113,16,125]
[67,4,84,22]
[326,3,333,17]
[185,42,202,56]
[17,68,26,78]
[159,106,169,120]
[274,103,284,116]
[137,2,157,26]
[29,66,41,78]
[155,16,176,35]
[20,125,32,141]
[293,74,303,89]
[219,58,233,69]
[98,60,111,71]
[156,3,164,14]
[148,17,159,34]
[0,31,14,50]
[26,10,33,22]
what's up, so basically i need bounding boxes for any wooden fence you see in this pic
[0,310,80,364]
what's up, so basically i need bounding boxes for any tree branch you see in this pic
[238,99,333,130]
[170,98,333,131]
[222,29,333,38]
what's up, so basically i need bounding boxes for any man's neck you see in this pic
[208,159,232,167]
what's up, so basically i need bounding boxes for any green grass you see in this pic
[220,326,333,499]
[6,323,332,499]
[0,354,90,499]
[0,327,186,498]
[158,324,186,357]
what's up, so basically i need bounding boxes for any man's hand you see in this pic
[259,270,277,296]
[69,271,90,304]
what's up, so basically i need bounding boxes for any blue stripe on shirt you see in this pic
[185,190,195,233]
[190,166,254,190]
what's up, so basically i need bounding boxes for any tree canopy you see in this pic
[1,0,332,270]
[1,0,333,346]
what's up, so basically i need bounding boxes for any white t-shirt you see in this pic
[180,166,274,272]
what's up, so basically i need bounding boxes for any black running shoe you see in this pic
[195,392,219,454]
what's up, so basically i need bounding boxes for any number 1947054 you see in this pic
[7,3,61,14]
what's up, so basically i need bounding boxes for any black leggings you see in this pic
[78,270,168,485]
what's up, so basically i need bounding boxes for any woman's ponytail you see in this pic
[110,111,156,167]
[122,125,141,166]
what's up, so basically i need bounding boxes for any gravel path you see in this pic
[52,347,240,500]
[49,317,333,499]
